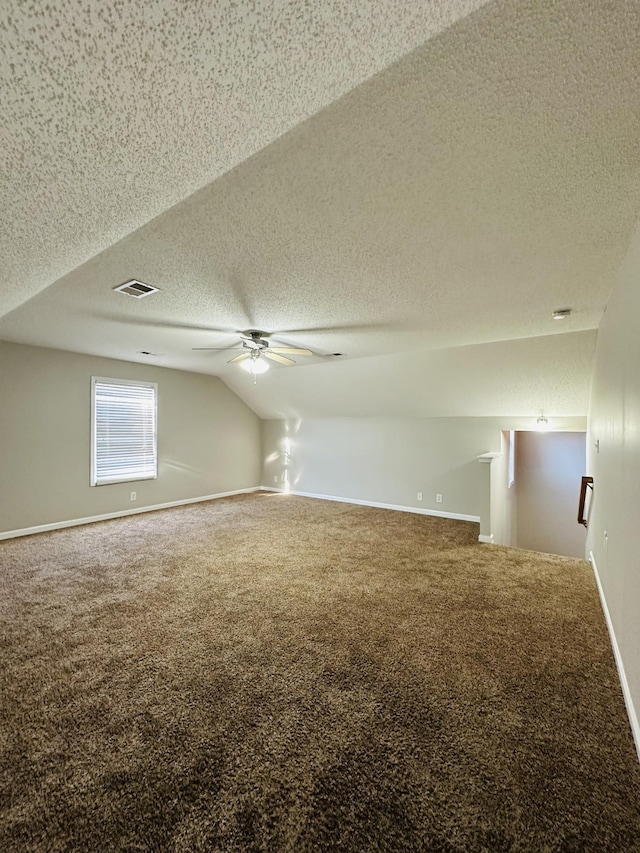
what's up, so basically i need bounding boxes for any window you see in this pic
[91,377,157,486]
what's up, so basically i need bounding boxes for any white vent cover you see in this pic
[114,279,159,298]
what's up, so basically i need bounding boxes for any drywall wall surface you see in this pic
[0,342,261,533]
[488,431,515,547]
[587,220,640,739]
[515,431,586,558]
[261,417,507,519]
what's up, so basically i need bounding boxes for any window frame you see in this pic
[90,376,158,487]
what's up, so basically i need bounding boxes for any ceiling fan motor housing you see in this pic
[242,331,270,349]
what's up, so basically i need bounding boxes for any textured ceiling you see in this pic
[1,0,639,419]
[223,331,598,420]
[0,0,489,317]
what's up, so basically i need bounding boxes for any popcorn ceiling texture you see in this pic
[1,0,639,419]
[221,332,598,420]
[0,0,489,317]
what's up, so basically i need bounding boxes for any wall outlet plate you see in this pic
[417,492,423,501]
[436,494,443,503]
[130,491,137,501]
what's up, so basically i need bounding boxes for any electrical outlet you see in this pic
[130,491,137,501]
[417,492,423,502]
[436,494,443,503]
[274,475,278,483]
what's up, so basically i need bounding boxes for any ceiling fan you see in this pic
[193,330,313,380]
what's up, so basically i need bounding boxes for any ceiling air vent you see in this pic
[114,279,159,298]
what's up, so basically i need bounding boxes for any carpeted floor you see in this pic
[1,492,639,852]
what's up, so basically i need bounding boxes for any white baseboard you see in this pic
[478,534,494,544]
[0,487,261,541]
[589,551,640,762]
[260,486,480,523]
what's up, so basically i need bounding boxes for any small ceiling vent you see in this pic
[114,279,159,298]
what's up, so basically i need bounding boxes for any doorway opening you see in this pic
[513,430,587,558]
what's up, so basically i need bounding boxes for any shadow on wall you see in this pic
[514,431,587,559]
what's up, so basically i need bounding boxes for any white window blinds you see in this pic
[91,378,157,486]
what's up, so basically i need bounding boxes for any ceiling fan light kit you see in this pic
[192,329,313,380]
[241,352,270,376]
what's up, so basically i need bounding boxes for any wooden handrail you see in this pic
[578,476,593,528]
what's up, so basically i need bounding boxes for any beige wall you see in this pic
[262,417,509,520]
[262,417,586,534]
[488,431,516,547]
[515,431,586,558]
[0,342,261,533]
[587,220,640,746]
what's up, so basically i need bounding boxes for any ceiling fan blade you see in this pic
[264,352,295,366]
[228,352,251,364]
[192,346,242,351]
[268,347,313,356]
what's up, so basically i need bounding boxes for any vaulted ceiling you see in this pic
[2,0,639,419]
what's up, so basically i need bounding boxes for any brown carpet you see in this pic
[1,492,639,852]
